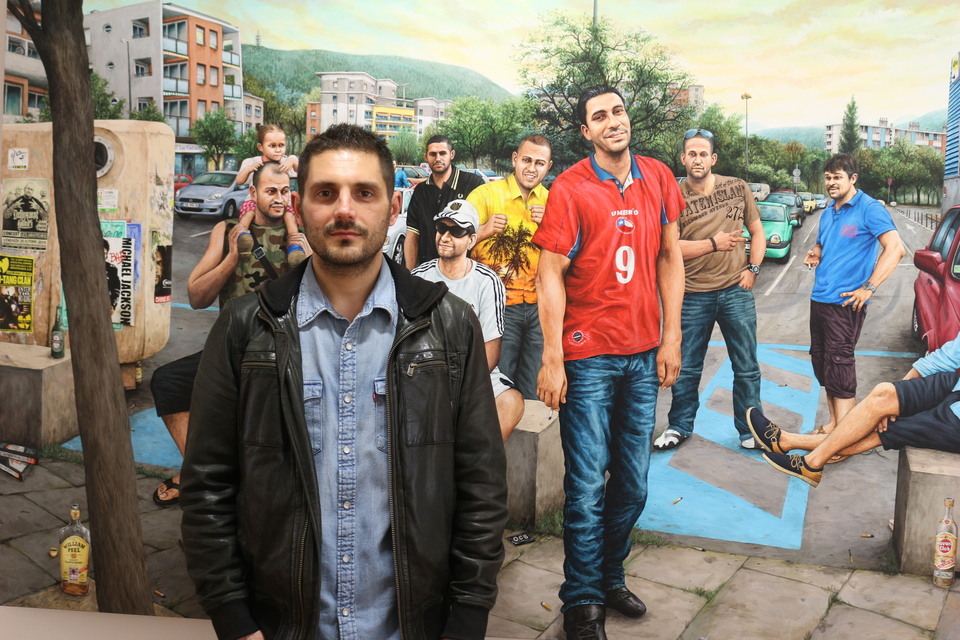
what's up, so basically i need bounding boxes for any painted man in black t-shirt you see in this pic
[403,134,484,268]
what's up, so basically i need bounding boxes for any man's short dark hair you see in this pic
[824,153,858,176]
[297,124,394,198]
[425,134,453,151]
[251,161,288,189]
[518,134,552,154]
[576,85,625,127]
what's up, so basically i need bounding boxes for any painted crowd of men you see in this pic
[170,83,938,640]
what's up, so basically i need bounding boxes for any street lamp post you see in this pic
[121,38,132,114]
[741,92,751,182]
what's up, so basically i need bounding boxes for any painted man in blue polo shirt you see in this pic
[795,153,903,436]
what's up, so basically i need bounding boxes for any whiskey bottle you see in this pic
[58,503,90,595]
[934,497,957,588]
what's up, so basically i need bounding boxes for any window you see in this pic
[211,101,219,110]
[349,96,355,103]
[254,107,261,117]
[245,104,251,115]
[137,98,151,111]
[196,64,205,84]
[332,95,337,102]
[311,127,316,134]
[107,62,115,70]
[7,37,25,56]
[27,92,44,110]
[197,100,206,118]
[195,26,204,45]
[333,109,338,116]
[310,111,316,118]
[245,122,252,131]
[210,67,219,86]
[210,30,218,49]
[132,19,148,38]
[26,42,38,59]
[332,81,338,89]
[349,81,355,89]
[84,28,91,46]
[4,84,22,115]
[103,24,112,33]
[134,60,150,77]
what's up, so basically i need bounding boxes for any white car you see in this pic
[467,168,502,183]
[383,188,414,264]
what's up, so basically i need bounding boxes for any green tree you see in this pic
[192,108,237,170]
[440,97,490,167]
[440,96,537,168]
[128,100,165,122]
[839,97,860,155]
[388,128,420,165]
[517,12,693,169]
[231,128,259,162]
[90,70,125,119]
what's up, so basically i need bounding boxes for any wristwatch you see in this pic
[746,264,761,275]
[862,281,877,293]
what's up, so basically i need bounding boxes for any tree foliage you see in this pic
[128,100,165,122]
[839,97,860,155]
[192,108,237,170]
[231,128,259,162]
[516,12,693,169]
[388,128,420,165]
[90,71,126,119]
[438,96,537,168]
[245,73,306,154]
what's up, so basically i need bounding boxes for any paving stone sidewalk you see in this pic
[2,457,959,639]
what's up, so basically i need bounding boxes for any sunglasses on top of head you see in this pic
[684,128,714,139]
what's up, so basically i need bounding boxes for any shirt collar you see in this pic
[297,257,397,327]
[589,153,643,186]
[504,173,548,202]
[833,189,863,213]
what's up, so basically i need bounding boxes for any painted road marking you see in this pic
[637,342,914,549]
[763,254,795,296]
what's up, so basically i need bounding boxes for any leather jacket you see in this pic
[181,259,508,640]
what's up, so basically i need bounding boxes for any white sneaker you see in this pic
[740,437,757,449]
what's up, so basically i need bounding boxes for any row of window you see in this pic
[3,83,45,116]
[163,62,220,86]
[159,20,219,50]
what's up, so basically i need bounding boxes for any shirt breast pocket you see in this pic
[399,351,455,446]
[304,380,323,454]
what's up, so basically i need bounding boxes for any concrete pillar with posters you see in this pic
[0,120,175,449]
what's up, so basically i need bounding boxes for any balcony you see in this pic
[162,37,187,57]
[222,84,242,100]
[221,49,240,67]
[166,116,190,138]
[162,77,188,95]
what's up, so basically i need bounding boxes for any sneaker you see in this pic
[746,407,787,455]
[761,452,822,488]
[653,428,687,451]
[739,437,757,450]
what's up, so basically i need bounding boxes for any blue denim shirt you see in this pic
[297,258,400,640]
[914,334,960,419]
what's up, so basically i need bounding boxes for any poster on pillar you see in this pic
[1,178,51,251]
[0,253,34,332]
[100,220,136,329]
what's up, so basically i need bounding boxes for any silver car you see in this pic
[383,187,414,264]
[174,171,249,219]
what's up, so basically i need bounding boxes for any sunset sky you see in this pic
[87,0,960,131]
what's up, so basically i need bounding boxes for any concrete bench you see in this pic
[893,447,960,574]
[0,605,216,640]
[504,399,564,527]
[0,343,77,448]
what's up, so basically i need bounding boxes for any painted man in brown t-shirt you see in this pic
[653,129,766,451]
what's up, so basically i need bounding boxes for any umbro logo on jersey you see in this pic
[615,218,635,234]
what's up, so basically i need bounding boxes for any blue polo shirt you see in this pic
[812,189,896,305]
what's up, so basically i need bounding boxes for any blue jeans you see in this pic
[667,284,760,440]
[559,350,659,609]
[499,303,543,400]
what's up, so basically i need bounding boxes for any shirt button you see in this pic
[342,608,350,617]
[345,343,353,351]
[342,554,350,563]
[342,446,351,454]
[344,394,352,404]
[343,501,351,509]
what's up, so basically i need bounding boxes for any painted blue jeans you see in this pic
[559,349,659,609]
[667,283,760,440]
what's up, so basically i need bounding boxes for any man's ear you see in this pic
[389,190,401,227]
[851,173,858,185]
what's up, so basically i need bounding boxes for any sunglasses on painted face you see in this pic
[435,223,472,238]
[684,128,714,140]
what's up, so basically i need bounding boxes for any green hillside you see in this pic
[241,45,512,102]
[895,108,947,132]
[755,126,825,149]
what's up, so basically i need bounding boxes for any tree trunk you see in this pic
[13,0,153,614]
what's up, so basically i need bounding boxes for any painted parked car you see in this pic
[745,201,798,262]
[912,205,960,352]
[383,187,414,265]
[798,191,818,214]
[763,191,806,227]
[814,193,828,209]
[174,171,249,219]
[174,174,193,193]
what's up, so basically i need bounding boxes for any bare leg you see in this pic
[496,389,524,442]
[283,209,307,266]
[236,208,255,254]
[779,429,882,457]
[156,411,188,500]
[805,383,899,469]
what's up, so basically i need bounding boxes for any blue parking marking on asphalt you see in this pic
[637,341,914,549]
[61,408,183,470]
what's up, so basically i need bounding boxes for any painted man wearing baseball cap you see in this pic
[412,199,525,440]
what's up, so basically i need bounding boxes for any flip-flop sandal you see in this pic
[653,428,687,451]
[153,477,181,507]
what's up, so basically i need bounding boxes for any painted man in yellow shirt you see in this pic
[468,135,553,400]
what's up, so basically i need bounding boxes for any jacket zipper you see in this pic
[387,317,431,640]
[405,359,445,377]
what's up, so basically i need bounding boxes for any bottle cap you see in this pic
[947,497,955,507]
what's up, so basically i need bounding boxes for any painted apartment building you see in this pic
[824,118,946,155]
[306,71,450,140]
[225,90,264,134]
[4,8,47,124]
[84,1,243,176]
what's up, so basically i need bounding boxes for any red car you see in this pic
[913,205,960,352]
[174,174,193,193]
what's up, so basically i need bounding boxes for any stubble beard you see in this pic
[312,219,387,277]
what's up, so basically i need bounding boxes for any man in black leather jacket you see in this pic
[181,124,508,640]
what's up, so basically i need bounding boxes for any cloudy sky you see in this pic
[87,0,960,131]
